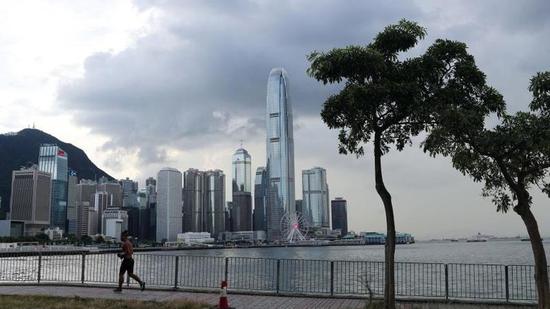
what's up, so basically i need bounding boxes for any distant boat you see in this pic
[521,238,543,241]
[467,233,488,242]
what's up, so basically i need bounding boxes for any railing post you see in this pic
[330,261,334,296]
[276,259,280,295]
[444,264,449,301]
[505,265,509,302]
[224,257,229,283]
[37,253,42,284]
[174,256,179,289]
[81,252,86,284]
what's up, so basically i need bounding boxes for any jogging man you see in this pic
[114,230,145,292]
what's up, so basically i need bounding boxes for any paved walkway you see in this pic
[0,285,366,309]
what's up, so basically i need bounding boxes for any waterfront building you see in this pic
[9,166,51,236]
[75,180,96,237]
[145,177,157,208]
[182,168,205,233]
[120,178,139,208]
[183,169,226,238]
[295,199,303,216]
[253,167,268,232]
[156,167,182,242]
[231,192,252,231]
[205,170,226,237]
[232,148,252,231]
[302,167,330,228]
[66,172,78,236]
[331,197,348,236]
[176,232,215,245]
[44,227,63,240]
[102,207,128,240]
[361,232,386,245]
[265,68,296,241]
[218,230,266,243]
[38,144,68,230]
[225,202,232,232]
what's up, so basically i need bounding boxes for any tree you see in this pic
[35,233,49,244]
[95,235,105,244]
[80,235,93,245]
[424,72,550,308]
[307,20,503,308]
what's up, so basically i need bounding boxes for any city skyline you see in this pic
[1,1,549,239]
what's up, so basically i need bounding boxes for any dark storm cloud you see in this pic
[58,0,550,165]
[58,0,422,163]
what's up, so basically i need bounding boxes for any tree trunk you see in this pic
[374,132,396,309]
[515,199,550,309]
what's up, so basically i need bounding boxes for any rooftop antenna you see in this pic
[239,139,244,149]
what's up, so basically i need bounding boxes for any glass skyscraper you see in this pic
[302,167,330,228]
[253,167,268,232]
[266,68,295,241]
[38,144,68,230]
[232,148,252,231]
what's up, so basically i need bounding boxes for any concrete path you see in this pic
[0,285,366,309]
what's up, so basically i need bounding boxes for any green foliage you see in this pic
[80,235,93,245]
[424,72,550,214]
[307,19,502,158]
[35,233,49,244]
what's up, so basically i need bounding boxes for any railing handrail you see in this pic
[0,250,541,268]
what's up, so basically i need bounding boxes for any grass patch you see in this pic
[0,295,212,309]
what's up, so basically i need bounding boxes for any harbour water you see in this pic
[153,239,550,265]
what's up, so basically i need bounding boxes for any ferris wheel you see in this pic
[280,211,309,243]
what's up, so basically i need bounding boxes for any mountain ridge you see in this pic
[0,128,115,218]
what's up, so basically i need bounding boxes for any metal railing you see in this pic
[0,251,547,303]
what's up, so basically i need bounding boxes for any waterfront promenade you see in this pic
[0,285,365,309]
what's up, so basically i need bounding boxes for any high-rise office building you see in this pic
[331,197,348,236]
[120,178,138,208]
[232,148,252,192]
[265,68,295,241]
[9,166,51,236]
[66,172,78,235]
[182,169,225,237]
[232,148,252,231]
[205,170,226,237]
[75,180,96,237]
[183,168,205,233]
[102,207,128,239]
[96,181,122,207]
[253,167,268,231]
[156,167,182,242]
[302,167,330,228]
[295,199,303,216]
[38,144,68,230]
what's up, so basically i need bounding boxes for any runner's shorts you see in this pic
[119,257,134,275]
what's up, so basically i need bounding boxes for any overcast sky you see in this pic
[1,0,549,239]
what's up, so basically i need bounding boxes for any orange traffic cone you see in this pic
[218,280,231,309]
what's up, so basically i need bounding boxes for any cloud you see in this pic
[54,0,550,238]
[57,0,423,164]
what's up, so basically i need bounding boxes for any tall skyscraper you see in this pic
[9,166,51,236]
[232,148,252,231]
[183,169,226,238]
[302,167,330,228]
[96,181,122,207]
[205,170,226,237]
[265,68,295,241]
[38,144,68,230]
[156,167,182,242]
[331,197,348,236]
[120,178,138,208]
[183,168,205,233]
[66,172,78,235]
[75,180,96,237]
[253,167,268,231]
